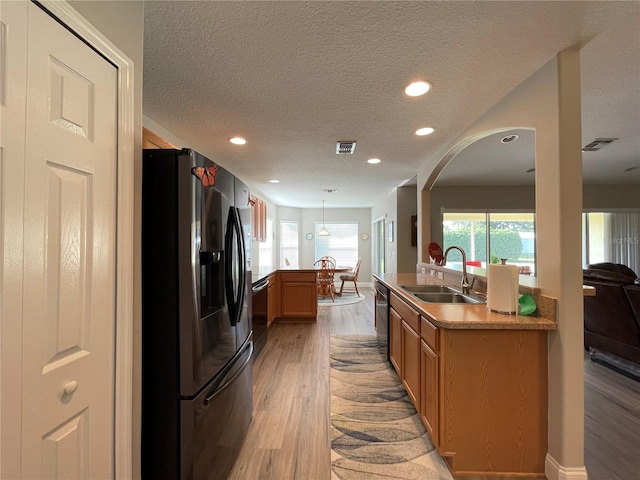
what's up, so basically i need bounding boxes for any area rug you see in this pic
[330,335,454,480]
[319,293,365,307]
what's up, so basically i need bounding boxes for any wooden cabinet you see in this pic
[250,195,267,242]
[401,320,421,406]
[420,317,439,444]
[390,293,421,407]
[142,127,177,149]
[267,273,277,327]
[438,328,547,476]
[278,271,317,321]
[388,288,547,477]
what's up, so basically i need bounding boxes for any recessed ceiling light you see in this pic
[501,134,519,144]
[229,137,246,145]
[367,158,381,164]
[269,179,280,183]
[623,166,638,172]
[405,81,431,97]
[415,127,435,136]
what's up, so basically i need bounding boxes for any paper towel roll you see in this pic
[487,260,519,315]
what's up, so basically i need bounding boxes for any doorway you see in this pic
[372,216,386,275]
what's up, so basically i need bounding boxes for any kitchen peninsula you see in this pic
[374,271,556,478]
[253,269,319,325]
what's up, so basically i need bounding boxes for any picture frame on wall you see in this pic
[388,221,394,242]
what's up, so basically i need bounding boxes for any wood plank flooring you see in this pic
[584,352,640,480]
[228,287,640,479]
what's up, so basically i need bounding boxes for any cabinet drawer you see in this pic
[390,292,419,332]
[420,315,439,352]
[280,271,315,283]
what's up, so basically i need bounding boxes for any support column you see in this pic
[536,47,588,480]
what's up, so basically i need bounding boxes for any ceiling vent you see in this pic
[582,138,618,152]
[336,141,356,154]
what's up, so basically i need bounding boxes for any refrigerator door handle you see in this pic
[235,206,247,320]
[225,207,246,326]
[252,278,269,293]
[203,338,253,406]
[224,209,237,324]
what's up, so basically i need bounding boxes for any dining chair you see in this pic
[339,257,362,296]
[319,255,336,267]
[314,257,336,301]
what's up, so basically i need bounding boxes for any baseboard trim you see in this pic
[545,454,588,480]
[589,349,640,381]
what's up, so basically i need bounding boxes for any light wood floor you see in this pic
[228,287,640,480]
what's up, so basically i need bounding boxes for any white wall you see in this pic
[397,186,418,273]
[372,187,398,273]
[370,185,418,274]
[584,184,640,209]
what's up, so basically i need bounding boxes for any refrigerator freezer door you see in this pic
[180,337,253,480]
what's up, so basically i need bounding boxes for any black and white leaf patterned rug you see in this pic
[330,335,453,480]
[319,293,366,307]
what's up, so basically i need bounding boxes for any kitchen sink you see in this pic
[411,292,487,304]
[400,284,459,294]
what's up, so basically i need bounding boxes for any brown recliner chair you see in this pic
[583,262,640,378]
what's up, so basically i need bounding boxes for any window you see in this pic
[258,218,273,271]
[583,211,640,274]
[280,220,299,268]
[443,212,536,275]
[315,222,359,268]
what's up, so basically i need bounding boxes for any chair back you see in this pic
[314,257,335,273]
[318,256,336,269]
[352,257,362,279]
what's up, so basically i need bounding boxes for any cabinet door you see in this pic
[389,307,402,374]
[280,282,317,318]
[420,339,439,445]
[401,320,421,407]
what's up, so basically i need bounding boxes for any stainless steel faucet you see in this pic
[443,245,472,294]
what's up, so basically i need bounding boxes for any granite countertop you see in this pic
[375,273,557,331]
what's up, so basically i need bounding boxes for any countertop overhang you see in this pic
[375,273,557,330]
[252,268,318,285]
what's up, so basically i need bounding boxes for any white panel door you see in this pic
[20,3,117,479]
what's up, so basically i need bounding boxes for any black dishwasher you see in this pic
[375,279,389,360]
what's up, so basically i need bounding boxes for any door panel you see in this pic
[21,4,117,478]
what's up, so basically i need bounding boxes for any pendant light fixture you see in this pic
[318,200,330,236]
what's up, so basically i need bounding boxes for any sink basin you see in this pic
[400,284,459,294]
[412,292,486,304]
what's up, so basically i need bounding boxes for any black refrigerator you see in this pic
[141,148,253,480]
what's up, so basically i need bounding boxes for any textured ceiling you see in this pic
[143,1,640,207]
